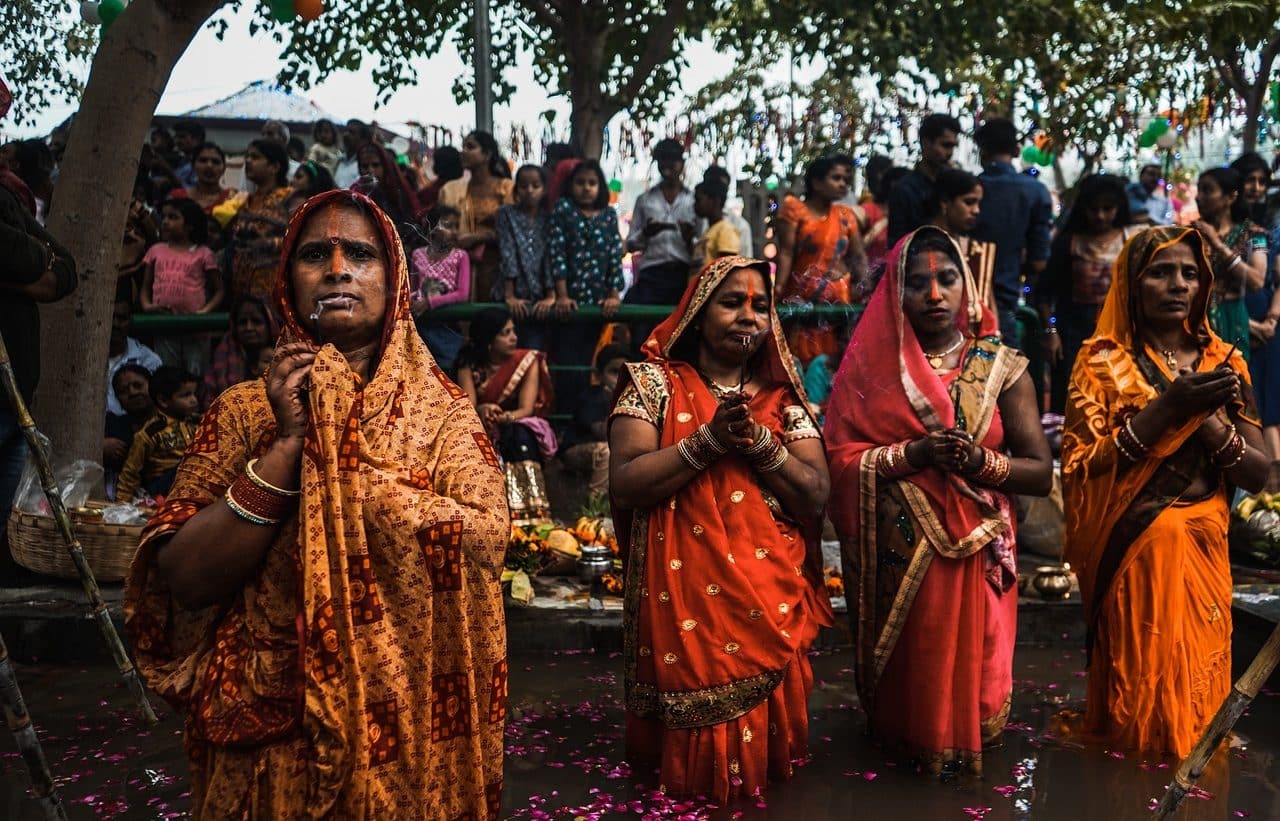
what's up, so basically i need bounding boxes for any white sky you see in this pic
[7,3,741,150]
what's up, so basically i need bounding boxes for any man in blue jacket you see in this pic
[971,118,1053,348]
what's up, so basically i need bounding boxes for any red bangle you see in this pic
[226,474,294,523]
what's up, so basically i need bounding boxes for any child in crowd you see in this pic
[306,119,341,176]
[140,197,222,375]
[560,344,629,499]
[496,163,553,350]
[411,204,471,369]
[104,364,154,486]
[547,159,624,404]
[253,345,276,378]
[114,366,200,502]
[692,180,741,266]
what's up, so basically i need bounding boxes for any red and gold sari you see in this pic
[1062,226,1256,757]
[125,190,510,818]
[610,256,833,803]
[825,227,1027,774]
[475,348,556,524]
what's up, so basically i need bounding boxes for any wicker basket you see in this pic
[7,502,144,582]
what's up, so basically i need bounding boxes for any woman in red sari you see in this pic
[457,307,557,524]
[825,226,1051,775]
[608,256,833,803]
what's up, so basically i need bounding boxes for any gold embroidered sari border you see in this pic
[628,667,789,730]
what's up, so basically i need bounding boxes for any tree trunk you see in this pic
[35,0,226,465]
[569,97,609,160]
[1242,82,1264,153]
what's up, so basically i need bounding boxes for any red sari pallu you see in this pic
[825,227,1026,774]
[610,256,834,803]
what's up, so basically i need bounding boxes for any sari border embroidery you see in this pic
[622,513,650,717]
[869,525,934,689]
[854,448,880,705]
[494,350,538,406]
[629,667,789,730]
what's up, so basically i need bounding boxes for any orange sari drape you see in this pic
[611,256,833,803]
[825,227,1027,773]
[125,190,510,818]
[1063,226,1257,757]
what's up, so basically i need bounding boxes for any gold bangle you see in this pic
[246,458,301,497]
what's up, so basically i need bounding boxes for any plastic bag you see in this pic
[13,432,104,515]
[100,503,150,526]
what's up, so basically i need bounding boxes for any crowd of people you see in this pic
[3,82,1277,815]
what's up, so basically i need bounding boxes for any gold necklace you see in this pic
[922,333,966,369]
[699,371,743,399]
[1159,348,1179,370]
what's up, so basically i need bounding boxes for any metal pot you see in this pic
[1032,565,1073,601]
[576,544,613,584]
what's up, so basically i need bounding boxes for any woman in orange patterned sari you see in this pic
[1062,225,1268,757]
[124,190,510,818]
[825,227,1051,775]
[608,256,834,803]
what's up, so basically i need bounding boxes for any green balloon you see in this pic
[269,0,296,22]
[608,178,623,193]
[1148,118,1170,137]
[1021,145,1040,164]
[98,0,124,27]
[1138,131,1157,148]
[1036,152,1054,167]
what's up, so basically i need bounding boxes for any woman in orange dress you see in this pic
[125,190,509,818]
[1063,225,1268,757]
[227,139,291,305]
[775,154,869,364]
[608,256,833,803]
[825,226,1051,774]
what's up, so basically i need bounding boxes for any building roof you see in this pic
[180,79,339,124]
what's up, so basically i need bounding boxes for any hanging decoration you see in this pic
[264,0,328,23]
[80,0,126,30]
[1020,131,1054,167]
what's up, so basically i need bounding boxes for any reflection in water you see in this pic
[0,646,1277,819]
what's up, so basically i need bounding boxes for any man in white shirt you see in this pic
[334,119,373,189]
[106,298,163,416]
[625,139,698,313]
[703,165,753,256]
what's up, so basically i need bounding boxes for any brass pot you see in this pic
[1032,565,1073,601]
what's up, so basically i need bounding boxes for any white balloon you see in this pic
[80,0,101,23]
[1156,131,1178,149]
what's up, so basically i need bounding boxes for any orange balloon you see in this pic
[295,0,323,20]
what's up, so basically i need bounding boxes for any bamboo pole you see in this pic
[0,631,68,820]
[0,332,156,724]
[1155,622,1280,818]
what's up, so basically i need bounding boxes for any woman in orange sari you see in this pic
[825,226,1051,775]
[1063,225,1268,757]
[775,154,869,364]
[457,307,557,524]
[609,256,834,803]
[124,190,509,818]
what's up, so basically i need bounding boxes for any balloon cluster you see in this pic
[80,0,126,30]
[608,177,622,205]
[267,0,325,22]
[1021,132,1054,167]
[1138,118,1178,149]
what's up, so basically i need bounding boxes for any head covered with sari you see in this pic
[126,189,509,817]
[1062,225,1253,619]
[826,226,1024,556]
[612,255,831,736]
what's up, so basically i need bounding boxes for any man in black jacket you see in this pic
[0,115,78,581]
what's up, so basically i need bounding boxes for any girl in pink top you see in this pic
[141,197,223,315]
[141,197,223,375]
[410,204,472,313]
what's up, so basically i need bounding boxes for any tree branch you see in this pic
[1215,56,1249,99]
[605,1,689,113]
[519,0,562,35]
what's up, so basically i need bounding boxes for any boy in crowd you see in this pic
[114,366,200,502]
[561,345,629,499]
[693,181,741,266]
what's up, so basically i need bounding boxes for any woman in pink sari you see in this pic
[825,226,1051,774]
[457,307,557,523]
